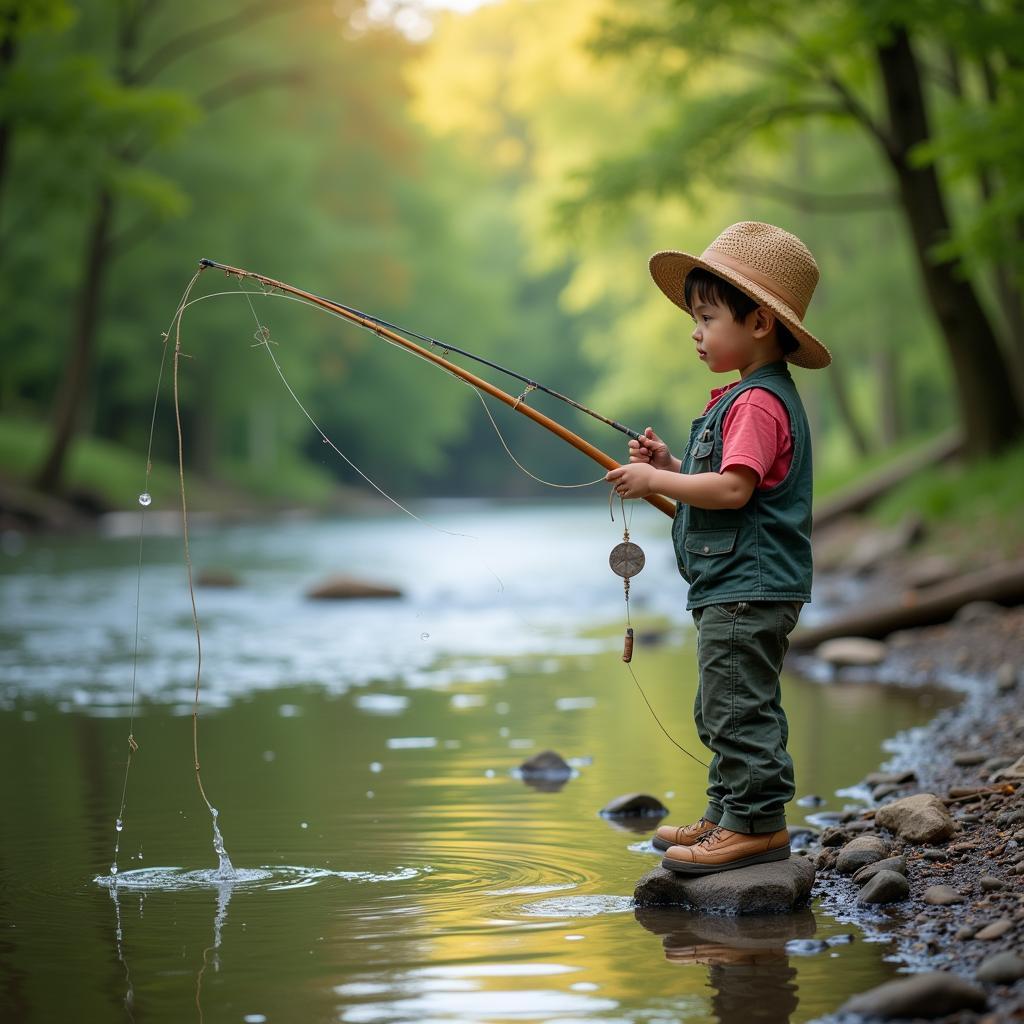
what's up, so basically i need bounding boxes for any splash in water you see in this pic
[209,807,235,878]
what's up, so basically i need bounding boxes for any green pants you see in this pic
[691,600,802,834]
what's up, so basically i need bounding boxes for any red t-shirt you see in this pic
[701,381,793,490]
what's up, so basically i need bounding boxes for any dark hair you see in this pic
[683,267,798,356]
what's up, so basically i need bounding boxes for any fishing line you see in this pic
[110,268,203,878]
[223,276,708,765]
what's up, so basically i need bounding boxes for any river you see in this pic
[0,500,955,1023]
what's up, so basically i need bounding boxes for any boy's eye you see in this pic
[702,315,711,323]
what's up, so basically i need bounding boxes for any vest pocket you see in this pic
[684,528,739,558]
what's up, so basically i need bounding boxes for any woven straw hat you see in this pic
[649,221,831,369]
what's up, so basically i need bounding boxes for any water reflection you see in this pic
[634,907,816,1023]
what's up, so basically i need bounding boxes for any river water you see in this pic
[0,500,955,1023]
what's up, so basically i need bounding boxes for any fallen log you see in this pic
[813,430,962,532]
[790,558,1024,649]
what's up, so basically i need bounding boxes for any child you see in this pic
[605,221,830,875]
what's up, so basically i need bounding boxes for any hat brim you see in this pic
[649,250,831,370]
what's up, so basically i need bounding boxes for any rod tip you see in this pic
[198,258,214,268]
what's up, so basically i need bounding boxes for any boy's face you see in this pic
[690,299,772,375]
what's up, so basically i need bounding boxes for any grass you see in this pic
[869,439,1024,563]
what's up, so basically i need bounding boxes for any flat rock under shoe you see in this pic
[661,844,791,876]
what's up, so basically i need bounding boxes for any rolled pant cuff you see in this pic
[703,806,723,825]
[717,810,787,834]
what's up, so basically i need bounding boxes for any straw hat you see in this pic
[649,221,831,369]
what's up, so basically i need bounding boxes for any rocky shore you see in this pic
[794,603,1024,1023]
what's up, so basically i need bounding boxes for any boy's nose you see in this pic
[691,326,701,342]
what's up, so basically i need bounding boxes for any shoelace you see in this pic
[695,826,725,846]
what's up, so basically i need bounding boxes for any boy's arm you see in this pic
[605,462,757,510]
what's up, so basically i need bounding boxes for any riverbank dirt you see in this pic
[793,603,1024,1023]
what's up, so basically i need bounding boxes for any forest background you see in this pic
[2,0,1023,519]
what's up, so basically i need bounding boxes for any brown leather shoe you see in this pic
[652,817,718,852]
[661,826,790,875]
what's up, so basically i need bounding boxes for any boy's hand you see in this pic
[605,462,657,500]
[628,427,673,470]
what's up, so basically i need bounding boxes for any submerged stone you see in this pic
[634,857,815,916]
[600,793,669,818]
[518,749,573,780]
[306,575,402,600]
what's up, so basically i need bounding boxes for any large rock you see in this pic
[816,637,888,668]
[835,835,889,874]
[306,575,402,600]
[634,857,815,916]
[841,972,986,1019]
[875,793,955,843]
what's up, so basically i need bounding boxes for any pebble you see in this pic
[816,636,888,667]
[865,769,917,786]
[976,951,1024,984]
[979,875,1007,892]
[841,971,987,1018]
[922,848,949,861]
[996,662,1019,692]
[796,793,826,807]
[953,751,987,767]
[857,870,910,905]
[974,918,1014,941]
[875,793,956,844]
[785,938,829,955]
[852,856,908,886]
[924,884,964,906]
[836,836,890,874]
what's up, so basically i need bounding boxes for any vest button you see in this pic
[702,545,710,553]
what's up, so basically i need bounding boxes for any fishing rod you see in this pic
[197,258,675,519]
[202,258,640,442]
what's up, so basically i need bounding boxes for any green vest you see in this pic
[671,361,813,610]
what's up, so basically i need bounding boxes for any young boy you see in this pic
[605,221,830,875]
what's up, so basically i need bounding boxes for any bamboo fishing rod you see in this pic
[198,258,675,519]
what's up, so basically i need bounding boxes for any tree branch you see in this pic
[131,0,301,85]
[724,174,895,213]
[199,68,307,112]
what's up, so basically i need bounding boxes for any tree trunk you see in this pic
[875,27,1024,457]
[0,21,18,231]
[826,354,872,456]
[875,346,902,442]
[33,188,114,494]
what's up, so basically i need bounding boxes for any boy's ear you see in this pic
[751,306,776,338]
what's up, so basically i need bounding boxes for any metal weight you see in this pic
[609,541,645,579]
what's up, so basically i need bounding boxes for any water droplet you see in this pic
[484,769,495,778]
[115,818,123,832]
[110,863,118,876]
[137,492,152,507]
[300,822,308,830]
[369,761,382,773]
[419,632,430,641]
[366,790,375,799]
